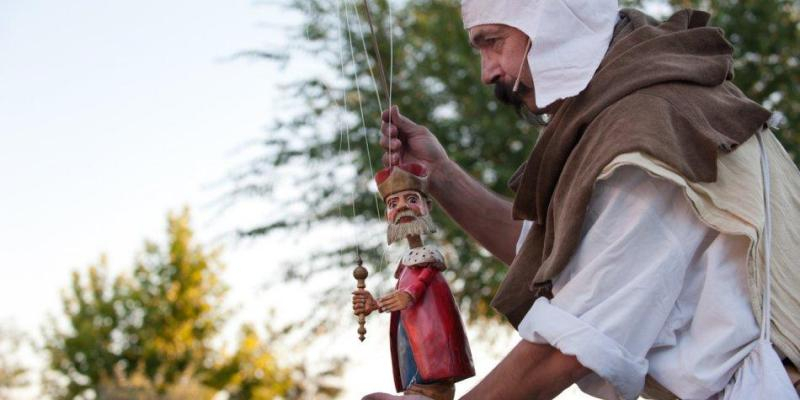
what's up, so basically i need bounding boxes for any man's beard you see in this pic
[495,80,551,126]
[494,80,531,110]
[387,210,437,245]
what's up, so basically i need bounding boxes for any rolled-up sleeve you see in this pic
[517,166,714,400]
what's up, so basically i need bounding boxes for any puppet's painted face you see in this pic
[384,190,436,244]
[386,190,429,224]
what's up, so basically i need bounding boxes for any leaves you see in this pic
[232,0,800,327]
[43,209,335,399]
[0,325,28,397]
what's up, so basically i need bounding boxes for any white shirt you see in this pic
[516,166,761,399]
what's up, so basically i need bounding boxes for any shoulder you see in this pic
[588,166,711,250]
[594,166,682,210]
[589,90,679,135]
[401,246,445,270]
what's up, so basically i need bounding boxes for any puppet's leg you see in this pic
[397,322,421,389]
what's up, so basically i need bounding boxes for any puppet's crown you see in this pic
[375,163,429,199]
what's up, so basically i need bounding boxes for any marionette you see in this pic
[352,163,475,400]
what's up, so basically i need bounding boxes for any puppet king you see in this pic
[352,163,475,400]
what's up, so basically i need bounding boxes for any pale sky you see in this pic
[0,1,594,399]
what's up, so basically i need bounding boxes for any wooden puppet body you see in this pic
[388,246,475,392]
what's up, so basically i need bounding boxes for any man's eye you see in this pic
[492,38,503,50]
[409,197,418,203]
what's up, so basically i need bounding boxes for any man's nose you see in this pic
[481,54,502,85]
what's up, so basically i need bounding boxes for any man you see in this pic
[378,0,800,399]
[353,164,475,400]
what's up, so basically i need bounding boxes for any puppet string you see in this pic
[344,0,383,224]
[334,0,359,260]
[349,0,398,275]
[350,0,383,112]
[340,0,400,280]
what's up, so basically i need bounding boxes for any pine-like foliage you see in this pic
[232,0,799,324]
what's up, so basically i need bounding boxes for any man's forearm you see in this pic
[429,159,521,265]
[461,341,590,400]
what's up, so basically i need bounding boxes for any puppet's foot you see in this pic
[405,382,455,400]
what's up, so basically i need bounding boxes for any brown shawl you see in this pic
[493,8,772,327]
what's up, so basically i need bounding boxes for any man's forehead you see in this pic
[468,24,511,46]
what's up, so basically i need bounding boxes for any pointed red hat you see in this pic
[375,163,429,199]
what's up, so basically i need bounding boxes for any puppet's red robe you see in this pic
[389,247,475,392]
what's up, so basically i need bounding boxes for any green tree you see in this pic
[0,324,28,399]
[670,0,800,157]
[233,0,799,323]
[206,324,342,400]
[43,209,335,399]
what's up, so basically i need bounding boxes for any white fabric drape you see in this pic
[516,166,795,399]
[720,132,798,399]
[461,0,618,109]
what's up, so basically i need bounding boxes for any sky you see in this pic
[0,0,288,336]
[0,1,595,399]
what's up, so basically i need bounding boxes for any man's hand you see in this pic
[378,290,414,312]
[380,106,448,170]
[352,289,379,317]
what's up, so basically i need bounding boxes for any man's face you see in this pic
[469,24,535,110]
[385,190,429,224]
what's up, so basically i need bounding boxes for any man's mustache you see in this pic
[393,209,418,224]
[494,80,531,109]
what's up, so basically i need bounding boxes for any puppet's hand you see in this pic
[380,106,448,170]
[378,290,414,312]
[352,289,379,316]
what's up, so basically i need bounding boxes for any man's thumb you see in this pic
[384,106,417,130]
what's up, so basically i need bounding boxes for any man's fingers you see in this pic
[379,135,402,152]
[382,152,401,167]
[381,106,397,123]
[381,122,399,138]
[391,107,416,129]
[381,105,415,129]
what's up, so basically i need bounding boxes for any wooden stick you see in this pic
[353,255,369,341]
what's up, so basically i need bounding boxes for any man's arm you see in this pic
[461,341,590,400]
[380,106,521,265]
[429,159,521,265]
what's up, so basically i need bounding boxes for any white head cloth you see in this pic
[462,0,619,108]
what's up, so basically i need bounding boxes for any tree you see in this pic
[0,324,28,399]
[232,0,799,324]
[671,0,800,157]
[206,324,342,400]
[43,208,338,399]
[234,0,536,325]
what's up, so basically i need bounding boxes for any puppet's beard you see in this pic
[387,211,437,245]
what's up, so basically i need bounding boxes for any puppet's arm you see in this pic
[401,264,439,302]
[379,263,441,311]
